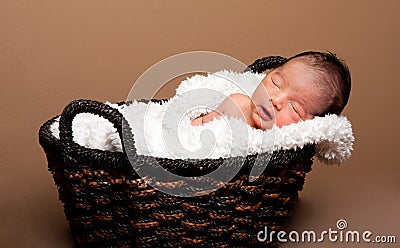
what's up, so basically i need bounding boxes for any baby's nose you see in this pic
[271,95,283,111]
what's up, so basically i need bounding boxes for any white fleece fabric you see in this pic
[50,70,354,165]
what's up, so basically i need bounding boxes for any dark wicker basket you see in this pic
[39,56,316,248]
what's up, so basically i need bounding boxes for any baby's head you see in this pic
[251,51,351,129]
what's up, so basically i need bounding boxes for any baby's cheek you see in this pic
[275,114,297,127]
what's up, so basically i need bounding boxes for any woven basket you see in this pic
[39,56,316,248]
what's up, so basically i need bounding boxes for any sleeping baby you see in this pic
[192,51,351,130]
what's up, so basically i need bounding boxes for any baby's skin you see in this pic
[192,58,324,130]
[191,93,266,129]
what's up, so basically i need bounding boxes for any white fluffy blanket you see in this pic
[50,70,354,165]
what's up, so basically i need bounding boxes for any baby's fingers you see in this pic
[191,117,203,126]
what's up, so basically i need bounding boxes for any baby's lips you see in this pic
[257,105,273,121]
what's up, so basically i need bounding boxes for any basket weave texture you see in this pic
[39,56,315,248]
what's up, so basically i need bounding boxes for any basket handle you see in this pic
[245,56,287,73]
[59,99,135,167]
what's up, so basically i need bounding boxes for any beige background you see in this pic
[1,0,399,247]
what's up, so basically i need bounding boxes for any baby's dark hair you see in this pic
[281,51,351,116]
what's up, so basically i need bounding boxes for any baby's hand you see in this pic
[191,116,204,126]
[191,110,222,126]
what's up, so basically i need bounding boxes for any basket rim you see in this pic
[39,109,315,175]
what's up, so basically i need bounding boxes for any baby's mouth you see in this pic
[257,105,273,121]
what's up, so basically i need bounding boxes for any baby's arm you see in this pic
[191,93,250,126]
[191,96,234,126]
[191,110,221,126]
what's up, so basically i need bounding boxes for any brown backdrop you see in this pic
[1,1,399,247]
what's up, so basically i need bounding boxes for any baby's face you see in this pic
[251,59,324,129]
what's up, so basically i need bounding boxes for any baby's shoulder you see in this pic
[221,93,252,112]
[227,93,252,105]
[228,93,251,101]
